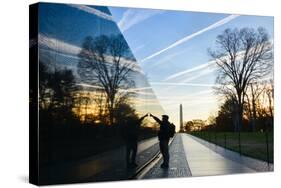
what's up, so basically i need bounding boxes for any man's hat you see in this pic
[162,115,169,119]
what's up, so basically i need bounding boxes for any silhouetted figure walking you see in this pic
[124,114,148,168]
[150,114,175,169]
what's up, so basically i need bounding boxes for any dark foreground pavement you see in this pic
[40,137,159,184]
[40,133,273,184]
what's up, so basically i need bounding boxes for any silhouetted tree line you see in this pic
[213,80,273,132]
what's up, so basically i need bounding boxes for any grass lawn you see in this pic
[190,131,273,163]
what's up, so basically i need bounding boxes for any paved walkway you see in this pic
[190,134,273,172]
[141,133,191,179]
[141,133,273,179]
[183,134,254,176]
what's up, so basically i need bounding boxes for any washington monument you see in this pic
[180,104,183,132]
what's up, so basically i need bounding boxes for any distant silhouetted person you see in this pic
[124,113,148,168]
[150,114,175,169]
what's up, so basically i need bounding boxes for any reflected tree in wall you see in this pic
[78,34,136,125]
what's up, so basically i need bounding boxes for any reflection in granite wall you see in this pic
[37,3,164,184]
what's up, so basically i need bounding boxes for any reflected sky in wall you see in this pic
[38,3,165,125]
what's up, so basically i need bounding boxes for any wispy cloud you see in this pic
[38,34,143,73]
[164,60,216,81]
[127,86,152,92]
[76,84,154,95]
[150,82,218,87]
[132,44,146,54]
[126,87,156,96]
[76,83,103,89]
[141,14,240,62]
[181,69,215,83]
[118,9,164,32]
[157,89,213,101]
[67,4,114,21]
[147,47,191,68]
[39,34,81,55]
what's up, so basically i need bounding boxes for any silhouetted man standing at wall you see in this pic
[124,114,148,168]
[150,114,171,169]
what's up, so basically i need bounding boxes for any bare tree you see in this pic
[81,92,92,123]
[93,89,107,123]
[209,27,272,131]
[78,34,136,125]
[213,85,239,131]
[264,79,274,120]
[245,82,265,131]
